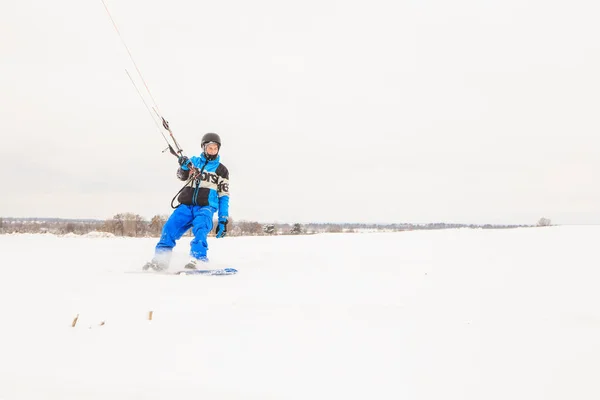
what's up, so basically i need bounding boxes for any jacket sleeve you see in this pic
[218,195,229,219]
[177,155,199,180]
[217,165,230,218]
[177,167,190,181]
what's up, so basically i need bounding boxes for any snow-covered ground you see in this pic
[0,226,599,399]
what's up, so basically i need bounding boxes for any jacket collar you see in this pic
[199,153,220,164]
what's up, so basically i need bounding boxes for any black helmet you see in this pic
[201,132,221,160]
[201,132,221,149]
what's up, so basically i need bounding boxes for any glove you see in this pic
[178,155,190,168]
[216,217,228,238]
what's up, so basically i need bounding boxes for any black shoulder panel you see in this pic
[216,163,229,180]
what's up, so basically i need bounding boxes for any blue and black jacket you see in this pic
[176,154,229,218]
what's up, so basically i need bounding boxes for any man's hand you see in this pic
[178,155,190,168]
[216,217,228,238]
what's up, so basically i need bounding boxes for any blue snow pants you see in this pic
[155,205,215,259]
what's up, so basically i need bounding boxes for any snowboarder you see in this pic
[144,133,229,271]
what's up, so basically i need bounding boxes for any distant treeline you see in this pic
[0,215,548,237]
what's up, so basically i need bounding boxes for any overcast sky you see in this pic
[1,0,598,224]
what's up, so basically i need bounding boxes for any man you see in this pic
[144,132,230,271]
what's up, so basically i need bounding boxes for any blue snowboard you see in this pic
[174,268,238,276]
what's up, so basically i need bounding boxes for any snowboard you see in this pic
[174,268,238,276]
[131,267,238,276]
